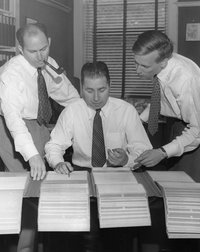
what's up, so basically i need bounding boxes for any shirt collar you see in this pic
[86,98,110,120]
[18,54,38,77]
[157,53,176,85]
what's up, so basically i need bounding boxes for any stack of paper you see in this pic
[0,172,28,234]
[147,170,194,183]
[159,181,200,238]
[93,168,151,228]
[93,168,138,185]
[38,171,90,232]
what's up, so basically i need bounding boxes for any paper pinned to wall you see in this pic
[186,23,200,41]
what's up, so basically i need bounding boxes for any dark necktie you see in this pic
[92,109,106,167]
[148,76,160,135]
[37,68,52,125]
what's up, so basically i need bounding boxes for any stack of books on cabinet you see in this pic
[0,50,15,67]
[0,12,16,67]
[0,172,28,234]
[148,171,200,238]
[38,171,90,232]
[0,13,15,47]
[93,168,151,228]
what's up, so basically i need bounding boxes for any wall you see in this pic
[73,0,84,79]
[167,0,178,52]
[19,0,74,76]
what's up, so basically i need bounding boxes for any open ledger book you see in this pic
[38,171,90,232]
[0,172,28,234]
[147,170,200,239]
[92,167,151,228]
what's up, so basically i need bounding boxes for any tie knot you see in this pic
[96,109,101,114]
[37,68,42,74]
[153,75,159,84]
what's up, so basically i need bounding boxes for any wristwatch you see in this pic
[160,147,168,158]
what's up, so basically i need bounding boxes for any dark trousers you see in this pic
[0,116,50,173]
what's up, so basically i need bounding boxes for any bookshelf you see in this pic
[0,0,19,67]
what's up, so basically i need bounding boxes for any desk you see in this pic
[1,170,200,252]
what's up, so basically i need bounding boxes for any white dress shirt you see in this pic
[45,97,152,169]
[140,53,200,158]
[0,54,79,161]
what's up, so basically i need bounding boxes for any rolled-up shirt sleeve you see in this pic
[0,75,39,161]
[163,77,200,158]
[123,105,152,167]
[45,108,73,168]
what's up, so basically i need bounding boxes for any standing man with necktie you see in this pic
[132,30,200,182]
[0,23,79,180]
[0,23,79,252]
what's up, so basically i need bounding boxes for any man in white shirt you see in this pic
[45,61,152,174]
[0,23,79,180]
[44,60,152,252]
[132,30,200,182]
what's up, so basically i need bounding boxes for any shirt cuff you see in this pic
[18,143,39,162]
[139,104,150,122]
[45,153,65,169]
[162,142,182,158]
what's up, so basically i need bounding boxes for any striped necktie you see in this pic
[37,68,52,125]
[91,109,106,167]
[148,76,160,135]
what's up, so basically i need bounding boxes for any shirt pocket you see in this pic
[106,132,126,150]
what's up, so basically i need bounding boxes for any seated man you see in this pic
[45,61,152,174]
[45,61,152,252]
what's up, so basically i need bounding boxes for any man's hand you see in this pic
[28,154,46,180]
[135,149,166,167]
[107,148,128,167]
[54,162,74,176]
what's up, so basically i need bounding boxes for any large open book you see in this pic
[0,172,28,234]
[38,171,90,232]
[92,168,151,228]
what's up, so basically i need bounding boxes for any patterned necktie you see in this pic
[37,68,52,125]
[148,76,161,135]
[92,109,106,167]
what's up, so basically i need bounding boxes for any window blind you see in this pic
[83,0,167,98]
[0,0,9,11]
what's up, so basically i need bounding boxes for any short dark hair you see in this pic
[81,61,110,85]
[132,30,173,62]
[16,23,48,48]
